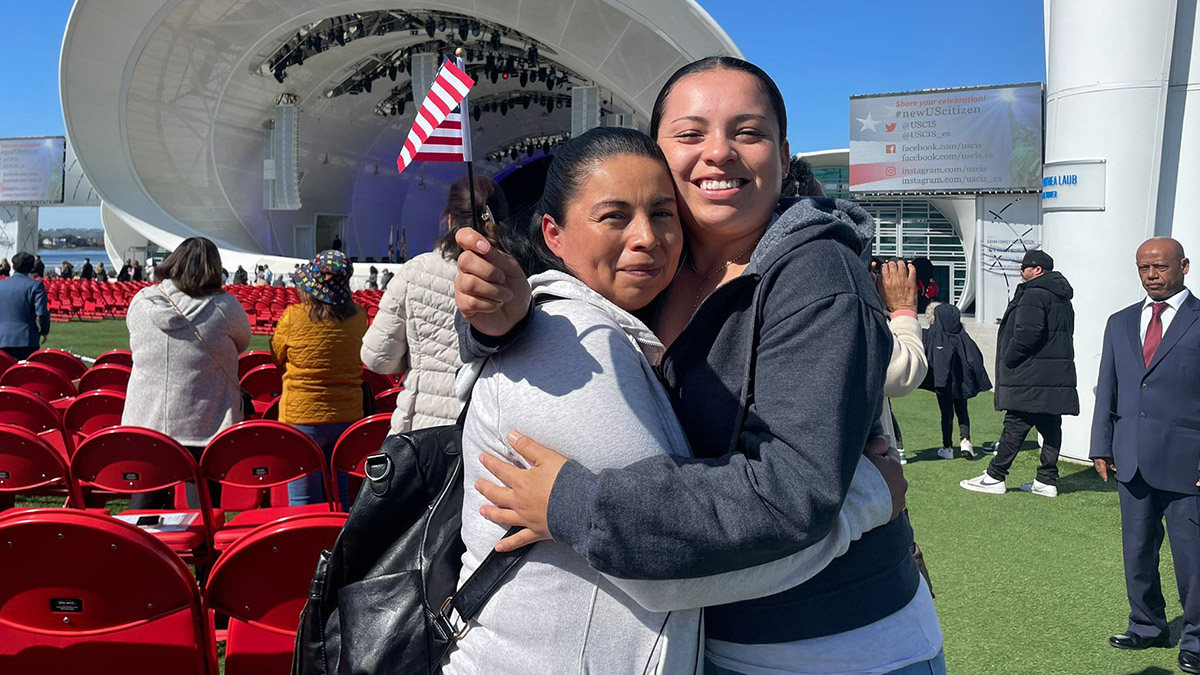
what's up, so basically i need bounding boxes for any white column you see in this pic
[0,205,39,262]
[1042,0,1179,460]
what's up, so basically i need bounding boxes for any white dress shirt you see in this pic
[1140,287,1190,343]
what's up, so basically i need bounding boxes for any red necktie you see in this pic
[1143,302,1169,366]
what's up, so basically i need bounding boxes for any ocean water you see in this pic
[36,249,111,271]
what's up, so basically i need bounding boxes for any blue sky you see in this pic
[4,0,1045,232]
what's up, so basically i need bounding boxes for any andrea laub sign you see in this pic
[1041,159,1105,212]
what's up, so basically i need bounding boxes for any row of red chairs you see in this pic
[0,508,345,674]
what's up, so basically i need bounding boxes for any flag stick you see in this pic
[456,47,483,234]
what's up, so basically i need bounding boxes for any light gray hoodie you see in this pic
[444,271,893,674]
[122,280,252,446]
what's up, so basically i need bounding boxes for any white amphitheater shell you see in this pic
[1043,0,1199,460]
[60,0,740,277]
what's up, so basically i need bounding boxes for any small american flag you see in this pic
[397,57,475,173]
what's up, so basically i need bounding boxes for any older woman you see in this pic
[455,57,943,674]
[123,237,250,508]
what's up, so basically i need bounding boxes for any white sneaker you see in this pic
[937,447,955,460]
[1019,480,1058,498]
[960,438,976,458]
[981,442,997,455]
[960,472,1006,494]
[897,447,907,465]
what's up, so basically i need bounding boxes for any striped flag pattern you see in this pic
[397,58,475,173]
[412,110,467,162]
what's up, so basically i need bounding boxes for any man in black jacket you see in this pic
[961,249,1079,497]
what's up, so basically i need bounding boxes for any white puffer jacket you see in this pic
[361,251,463,434]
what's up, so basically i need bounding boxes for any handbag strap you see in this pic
[436,527,531,641]
[156,284,243,391]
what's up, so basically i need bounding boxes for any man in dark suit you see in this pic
[80,257,94,280]
[0,252,50,361]
[1091,237,1200,673]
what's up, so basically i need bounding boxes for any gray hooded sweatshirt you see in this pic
[444,271,892,674]
[122,280,252,446]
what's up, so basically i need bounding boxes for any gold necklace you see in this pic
[688,234,763,313]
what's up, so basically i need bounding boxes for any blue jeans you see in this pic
[287,422,352,509]
[704,650,946,675]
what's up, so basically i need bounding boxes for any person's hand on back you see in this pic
[455,228,531,337]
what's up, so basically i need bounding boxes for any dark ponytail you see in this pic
[503,127,669,277]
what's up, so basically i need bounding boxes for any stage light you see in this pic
[556,99,563,109]
[490,70,499,84]
[437,19,446,33]
[542,140,550,154]
[295,50,304,66]
[425,18,436,38]
[473,106,481,121]
[527,144,534,158]
[528,45,538,66]
[500,100,508,115]
[472,22,481,37]
[490,30,501,49]
[545,98,554,113]
[274,69,286,84]
[546,76,554,91]
[363,78,372,93]
[458,21,468,41]
[510,147,518,160]
[388,65,397,81]
[521,96,530,109]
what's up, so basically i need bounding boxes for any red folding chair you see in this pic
[0,386,71,457]
[361,367,393,398]
[0,426,85,511]
[26,348,88,381]
[237,350,275,379]
[62,390,126,451]
[77,363,132,394]
[373,386,403,414]
[0,361,76,411]
[239,364,282,417]
[330,413,392,508]
[0,509,216,674]
[71,427,222,577]
[200,420,336,551]
[94,349,133,368]
[0,349,16,375]
[203,513,347,674]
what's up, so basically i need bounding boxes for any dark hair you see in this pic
[434,175,510,259]
[783,156,826,198]
[12,252,34,274]
[649,56,788,143]
[154,237,224,297]
[298,288,359,323]
[505,127,669,277]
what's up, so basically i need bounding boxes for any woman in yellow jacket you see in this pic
[271,249,367,508]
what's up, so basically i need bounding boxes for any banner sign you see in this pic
[1041,159,1105,212]
[0,137,65,204]
[850,84,1043,194]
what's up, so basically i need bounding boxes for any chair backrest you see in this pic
[331,414,392,479]
[330,414,392,507]
[237,350,274,379]
[0,386,70,457]
[77,363,132,394]
[93,350,133,368]
[204,513,347,633]
[373,386,403,414]
[0,362,76,402]
[26,349,88,380]
[71,427,217,549]
[0,509,214,674]
[360,367,393,398]
[201,420,334,505]
[239,364,282,402]
[62,390,127,448]
[0,426,83,506]
[0,349,16,376]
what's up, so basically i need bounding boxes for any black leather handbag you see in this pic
[292,401,529,675]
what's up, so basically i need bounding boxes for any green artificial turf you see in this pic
[894,390,1182,675]
[18,321,1193,674]
[41,318,272,359]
